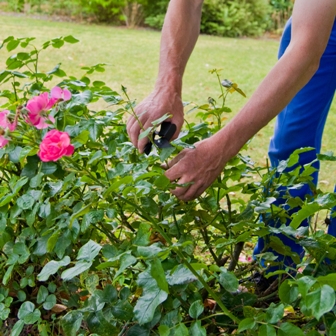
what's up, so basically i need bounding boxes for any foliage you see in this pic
[1,0,291,35]
[1,36,336,336]
[201,0,272,37]
[269,0,293,32]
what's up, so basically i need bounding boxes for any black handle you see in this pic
[143,122,176,155]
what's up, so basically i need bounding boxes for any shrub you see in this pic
[1,36,336,335]
[201,0,272,37]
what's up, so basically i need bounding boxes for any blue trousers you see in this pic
[253,18,336,269]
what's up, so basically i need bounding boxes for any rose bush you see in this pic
[1,35,336,335]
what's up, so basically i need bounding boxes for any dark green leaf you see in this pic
[11,320,25,336]
[265,303,284,324]
[37,285,48,304]
[111,300,134,320]
[134,272,168,324]
[150,258,169,293]
[278,322,304,336]
[279,280,299,304]
[41,162,58,175]
[43,294,57,310]
[126,324,150,336]
[18,301,41,324]
[258,324,276,336]
[238,318,256,333]
[305,285,335,320]
[166,265,197,286]
[133,223,151,246]
[189,321,206,336]
[61,311,83,336]
[189,300,204,319]
[219,268,238,293]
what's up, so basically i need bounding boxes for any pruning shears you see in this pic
[144,122,177,155]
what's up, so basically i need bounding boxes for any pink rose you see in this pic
[0,110,17,148]
[0,135,9,148]
[51,86,72,101]
[0,110,17,131]
[26,92,57,129]
[38,130,75,162]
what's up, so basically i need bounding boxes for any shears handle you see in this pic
[144,122,177,155]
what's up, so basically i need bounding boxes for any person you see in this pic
[127,0,336,272]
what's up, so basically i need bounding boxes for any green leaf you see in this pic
[317,273,336,290]
[189,321,206,336]
[77,240,102,261]
[279,280,299,304]
[166,265,197,286]
[158,325,170,336]
[51,38,64,48]
[43,294,57,310]
[17,194,34,210]
[86,311,119,336]
[87,120,103,141]
[64,35,79,43]
[99,284,118,303]
[126,324,150,336]
[17,301,41,324]
[0,304,10,320]
[37,285,48,304]
[305,285,335,320]
[330,321,336,335]
[219,268,238,293]
[110,300,134,320]
[265,303,284,324]
[189,300,204,319]
[61,311,83,336]
[150,258,169,293]
[10,320,25,336]
[258,324,276,336]
[291,202,321,229]
[151,113,171,126]
[139,127,152,140]
[297,276,317,298]
[278,322,304,336]
[7,39,20,51]
[67,90,92,108]
[173,323,188,336]
[41,162,58,175]
[114,253,137,278]
[61,261,92,281]
[37,256,71,281]
[133,223,151,246]
[238,318,256,333]
[134,272,168,325]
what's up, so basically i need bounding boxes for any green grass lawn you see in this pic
[1,13,336,191]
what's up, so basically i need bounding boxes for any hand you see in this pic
[165,137,227,201]
[126,88,184,153]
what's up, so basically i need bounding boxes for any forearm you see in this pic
[155,0,204,94]
[214,47,320,161]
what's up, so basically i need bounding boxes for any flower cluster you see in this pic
[0,87,75,162]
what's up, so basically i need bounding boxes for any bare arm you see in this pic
[166,0,336,201]
[127,0,204,152]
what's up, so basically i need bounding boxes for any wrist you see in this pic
[154,71,182,95]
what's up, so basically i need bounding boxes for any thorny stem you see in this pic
[197,219,219,265]
[228,242,244,272]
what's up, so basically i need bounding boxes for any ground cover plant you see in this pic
[1,36,336,335]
